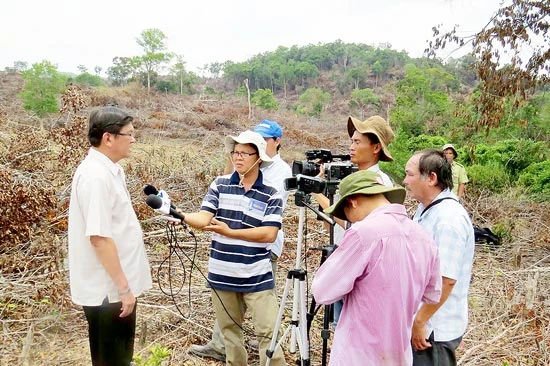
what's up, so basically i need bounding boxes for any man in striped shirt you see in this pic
[180,130,287,366]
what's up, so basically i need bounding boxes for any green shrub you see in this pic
[473,139,549,178]
[251,88,279,110]
[156,80,178,94]
[467,162,512,192]
[406,134,448,152]
[134,344,171,366]
[492,221,512,244]
[379,133,448,184]
[295,87,330,117]
[74,72,104,87]
[518,160,550,201]
[20,60,67,116]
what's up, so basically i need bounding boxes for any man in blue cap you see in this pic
[189,119,292,362]
[253,119,293,275]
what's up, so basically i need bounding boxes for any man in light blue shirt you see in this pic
[404,149,475,366]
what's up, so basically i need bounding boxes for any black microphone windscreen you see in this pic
[143,184,159,196]
[145,194,163,209]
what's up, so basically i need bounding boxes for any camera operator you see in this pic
[179,130,287,366]
[190,120,292,362]
[312,170,441,366]
[311,115,396,327]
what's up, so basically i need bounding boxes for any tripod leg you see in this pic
[290,276,301,354]
[266,276,292,366]
[298,278,310,363]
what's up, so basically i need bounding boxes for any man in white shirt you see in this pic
[68,106,152,366]
[404,149,475,366]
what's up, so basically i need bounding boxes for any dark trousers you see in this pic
[413,332,462,366]
[82,297,137,366]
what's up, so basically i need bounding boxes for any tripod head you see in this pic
[295,190,335,227]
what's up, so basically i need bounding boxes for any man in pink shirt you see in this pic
[312,170,442,365]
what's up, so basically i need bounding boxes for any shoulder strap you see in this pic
[420,197,458,217]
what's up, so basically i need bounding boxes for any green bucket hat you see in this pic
[324,170,406,220]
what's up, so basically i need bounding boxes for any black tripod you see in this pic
[306,183,339,366]
[266,190,335,366]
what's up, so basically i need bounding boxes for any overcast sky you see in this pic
[1,0,504,75]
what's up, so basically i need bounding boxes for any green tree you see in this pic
[14,61,28,72]
[345,66,369,89]
[371,60,384,87]
[295,87,330,117]
[349,88,381,118]
[74,72,104,87]
[107,57,135,86]
[207,61,223,79]
[170,56,197,95]
[171,55,187,95]
[94,66,102,76]
[391,65,456,136]
[136,28,173,92]
[20,60,66,117]
[294,61,319,88]
[251,88,279,110]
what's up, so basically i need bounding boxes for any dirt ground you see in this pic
[1,81,549,365]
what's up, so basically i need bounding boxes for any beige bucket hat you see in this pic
[348,115,395,162]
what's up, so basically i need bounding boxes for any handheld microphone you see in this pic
[144,184,177,210]
[146,194,185,222]
[143,184,159,196]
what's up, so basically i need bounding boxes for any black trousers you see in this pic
[82,297,137,366]
[412,332,463,366]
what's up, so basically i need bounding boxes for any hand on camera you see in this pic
[316,162,326,179]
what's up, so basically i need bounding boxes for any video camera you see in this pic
[292,149,357,184]
[284,174,326,194]
[324,161,358,182]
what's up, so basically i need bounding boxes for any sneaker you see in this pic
[188,343,226,361]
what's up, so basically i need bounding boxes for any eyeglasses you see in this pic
[231,151,257,158]
[115,131,136,138]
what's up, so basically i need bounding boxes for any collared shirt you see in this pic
[312,204,441,366]
[68,148,152,306]
[261,153,293,257]
[451,161,469,195]
[413,189,475,341]
[333,164,393,245]
[201,171,283,292]
[368,163,393,187]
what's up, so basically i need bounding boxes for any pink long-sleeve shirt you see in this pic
[312,204,441,366]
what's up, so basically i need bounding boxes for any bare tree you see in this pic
[427,0,550,130]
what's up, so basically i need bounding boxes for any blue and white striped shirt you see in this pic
[413,189,475,341]
[201,171,283,292]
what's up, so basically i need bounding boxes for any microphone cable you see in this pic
[156,220,280,347]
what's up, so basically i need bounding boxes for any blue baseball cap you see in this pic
[254,119,283,138]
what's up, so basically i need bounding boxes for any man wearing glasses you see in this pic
[68,106,152,365]
[180,130,287,366]
[190,120,292,362]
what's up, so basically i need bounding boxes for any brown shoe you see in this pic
[189,343,226,361]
